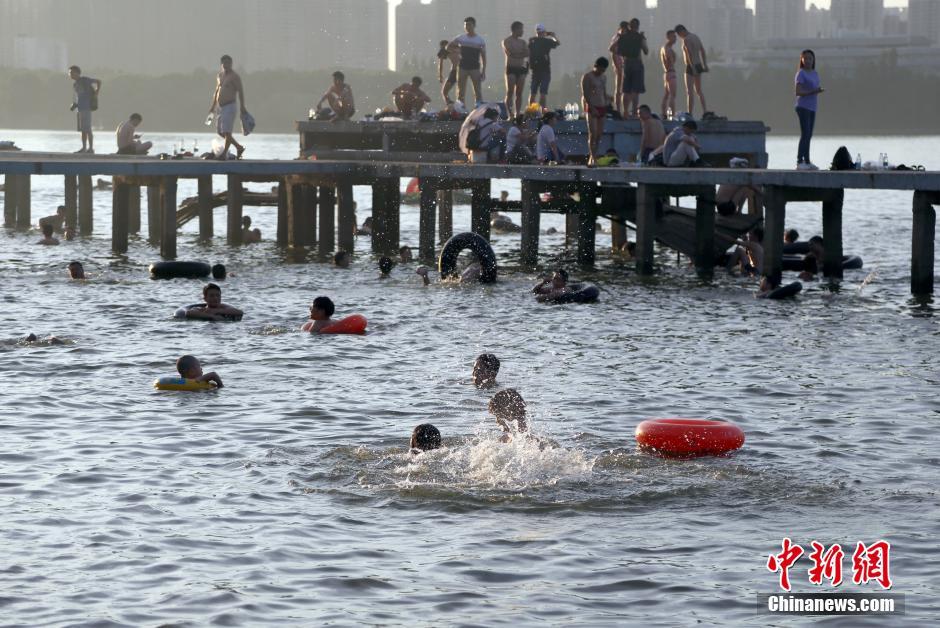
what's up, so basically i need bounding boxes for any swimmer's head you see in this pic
[489,388,528,433]
[410,423,442,452]
[473,353,501,389]
[41,223,54,238]
[552,268,568,289]
[310,295,335,320]
[67,261,85,279]
[57,205,66,216]
[784,228,799,244]
[241,215,252,228]
[334,250,350,268]
[399,246,413,263]
[211,264,227,280]
[379,256,394,276]
[809,235,824,257]
[25,333,38,342]
[203,282,222,307]
[176,354,202,378]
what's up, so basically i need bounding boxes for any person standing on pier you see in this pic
[450,17,487,107]
[528,24,560,109]
[609,22,627,114]
[502,21,529,119]
[660,30,678,120]
[795,49,823,170]
[68,66,101,154]
[209,55,246,159]
[317,71,356,122]
[437,40,460,106]
[581,57,610,167]
[675,25,708,116]
[609,18,647,118]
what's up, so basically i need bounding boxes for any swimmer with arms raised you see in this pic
[176,354,223,388]
[302,296,334,333]
[415,260,483,285]
[489,388,530,443]
[184,283,244,321]
[532,268,572,302]
[472,353,500,389]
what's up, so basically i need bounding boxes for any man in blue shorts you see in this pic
[68,65,101,154]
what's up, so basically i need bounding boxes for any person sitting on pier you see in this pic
[638,104,665,162]
[116,113,153,155]
[727,227,764,276]
[662,119,704,167]
[506,115,535,164]
[399,246,414,263]
[784,228,800,245]
[392,77,432,119]
[177,354,224,389]
[37,223,60,246]
[489,388,529,443]
[241,215,261,244]
[716,183,762,216]
[357,216,373,236]
[39,206,67,233]
[411,423,443,453]
[379,256,394,278]
[334,250,351,268]
[302,296,334,333]
[798,236,825,281]
[465,107,506,164]
[185,283,244,321]
[472,353,501,389]
[532,268,572,302]
[536,111,563,164]
[317,71,356,122]
[67,261,85,280]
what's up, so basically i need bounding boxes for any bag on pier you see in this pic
[830,146,854,171]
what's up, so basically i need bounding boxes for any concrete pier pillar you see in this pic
[419,178,438,261]
[160,177,178,259]
[695,189,716,279]
[603,186,627,251]
[520,180,541,267]
[64,176,78,233]
[762,186,786,282]
[226,175,242,245]
[437,189,453,244]
[371,183,386,254]
[304,184,318,245]
[147,185,162,244]
[565,213,578,248]
[287,183,306,248]
[911,191,937,295]
[471,180,491,240]
[197,176,213,241]
[386,179,400,254]
[576,208,596,267]
[635,184,658,275]
[371,179,399,255]
[79,175,93,235]
[111,182,130,254]
[15,175,31,230]
[3,175,18,227]
[337,183,356,255]
[276,181,288,246]
[128,185,141,234]
[822,190,844,280]
[318,185,336,256]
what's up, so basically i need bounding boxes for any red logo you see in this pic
[852,540,892,590]
[766,537,804,591]
[767,539,891,591]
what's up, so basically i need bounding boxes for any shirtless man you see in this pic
[116,113,152,155]
[437,40,460,105]
[208,55,246,159]
[638,105,665,162]
[184,283,244,321]
[581,57,610,167]
[502,21,529,119]
[660,30,678,119]
[317,71,355,122]
[391,76,431,118]
[609,18,647,118]
[675,25,708,116]
[39,206,67,233]
[609,22,628,114]
[450,17,487,106]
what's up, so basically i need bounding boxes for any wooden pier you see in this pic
[1,152,939,294]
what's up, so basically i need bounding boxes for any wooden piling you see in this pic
[147,185,162,244]
[318,185,336,255]
[287,183,303,248]
[15,175,31,230]
[371,179,399,254]
[304,184,318,245]
[576,208,596,267]
[419,178,438,261]
[64,176,78,233]
[695,190,716,279]
[276,180,288,246]
[370,183,386,253]
[635,184,658,275]
[128,185,141,234]
[471,180,491,240]
[160,177,178,259]
[337,182,356,254]
[821,190,844,279]
[520,180,541,267]
[603,186,627,251]
[226,175,242,245]
[911,191,936,295]
[762,186,786,281]
[198,176,213,241]
[3,175,17,228]
[79,175,93,234]
[437,189,453,244]
[111,182,130,254]
[565,213,578,248]
[386,179,400,253]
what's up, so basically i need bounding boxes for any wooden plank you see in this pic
[437,189,453,244]
[911,191,936,295]
[276,180,288,246]
[160,177,178,259]
[520,180,540,267]
[821,189,844,279]
[419,178,438,261]
[63,176,78,232]
[111,183,130,254]
[4,174,18,228]
[695,189,716,278]
[15,175,31,230]
[287,183,304,248]
[337,182,356,254]
[226,175,242,245]
[635,184,658,275]
[762,185,786,282]
[79,175,93,234]
[318,185,336,255]
[198,176,213,241]
[147,185,162,244]
[471,180,491,240]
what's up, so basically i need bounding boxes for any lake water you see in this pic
[1,130,938,626]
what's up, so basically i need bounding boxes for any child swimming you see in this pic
[302,296,335,333]
[472,353,500,389]
[176,354,224,388]
[488,388,528,443]
[410,423,442,453]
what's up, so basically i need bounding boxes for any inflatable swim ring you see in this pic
[764,281,802,300]
[305,314,368,335]
[150,261,211,280]
[635,418,745,458]
[153,376,217,392]
[173,304,243,321]
[782,255,863,273]
[542,283,600,304]
[438,232,497,284]
[782,241,811,255]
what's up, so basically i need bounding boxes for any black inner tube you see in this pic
[544,283,600,304]
[767,281,803,300]
[438,232,498,284]
[150,261,211,279]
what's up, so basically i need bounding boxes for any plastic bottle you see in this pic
[205,112,214,126]
[855,153,862,170]
[192,139,199,154]
[883,153,889,169]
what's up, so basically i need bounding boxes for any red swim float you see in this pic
[320,314,368,335]
[635,418,745,458]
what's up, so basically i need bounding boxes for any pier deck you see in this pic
[2,152,939,294]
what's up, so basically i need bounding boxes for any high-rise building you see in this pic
[830,0,884,37]
[909,0,940,45]
[652,0,751,53]
[755,0,804,41]
[804,3,833,39]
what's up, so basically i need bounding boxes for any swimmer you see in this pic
[67,261,85,279]
[489,388,528,443]
[39,206,67,233]
[211,264,227,280]
[532,268,572,302]
[756,271,781,299]
[241,215,262,243]
[472,353,500,389]
[302,295,335,333]
[37,223,60,245]
[619,241,637,259]
[184,283,244,321]
[23,333,65,345]
[334,250,350,268]
[379,256,394,278]
[399,245,413,264]
[415,262,482,286]
[727,227,764,276]
[356,216,373,236]
[798,235,825,281]
[176,354,223,388]
[410,423,442,453]
[784,228,799,245]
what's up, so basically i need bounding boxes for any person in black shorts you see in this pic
[437,40,459,105]
[502,21,529,118]
[609,17,647,118]
[528,24,560,108]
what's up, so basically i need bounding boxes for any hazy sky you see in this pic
[647,1,908,6]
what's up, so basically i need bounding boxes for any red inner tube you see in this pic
[635,418,745,458]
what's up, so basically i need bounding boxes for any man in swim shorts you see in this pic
[209,55,246,159]
[675,25,708,116]
[581,57,610,166]
[502,21,529,119]
[317,71,355,122]
[660,30,678,119]
[437,40,460,106]
[610,18,647,118]
[185,283,244,321]
[528,24,560,108]
[638,105,665,162]
[450,17,487,106]
[68,65,101,154]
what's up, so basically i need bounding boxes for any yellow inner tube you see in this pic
[153,376,216,392]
